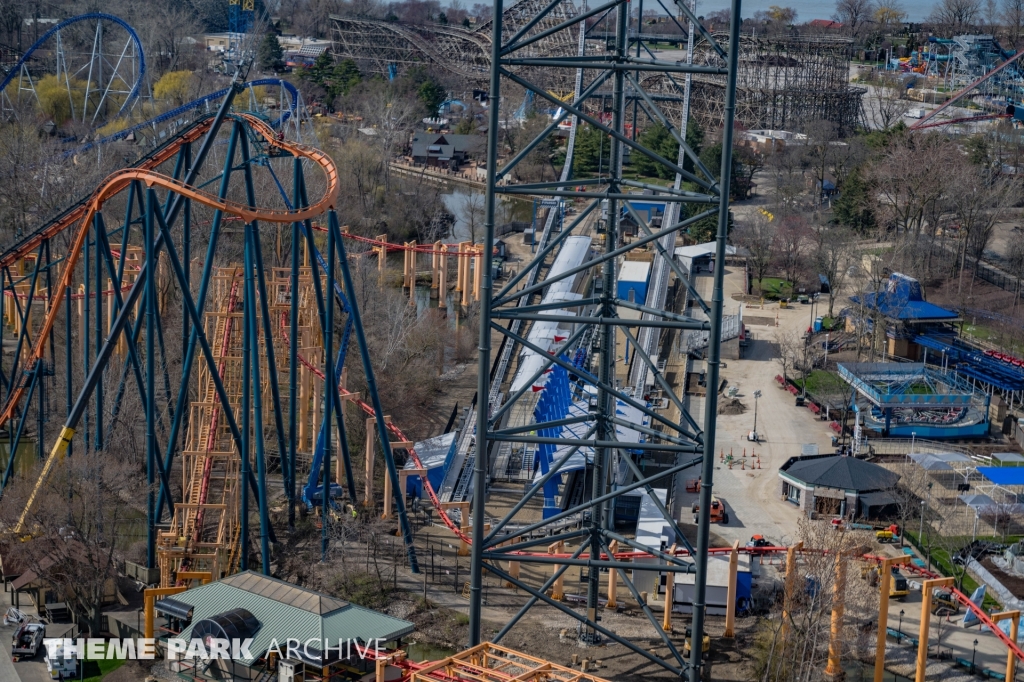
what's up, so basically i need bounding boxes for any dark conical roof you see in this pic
[785,456,898,492]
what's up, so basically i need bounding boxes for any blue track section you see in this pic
[914,334,1024,391]
[264,164,356,507]
[72,79,300,157]
[0,13,146,117]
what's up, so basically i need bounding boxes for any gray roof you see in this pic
[167,572,414,665]
[410,132,484,159]
[784,456,899,492]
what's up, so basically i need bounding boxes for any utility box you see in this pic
[123,560,161,585]
[279,659,303,682]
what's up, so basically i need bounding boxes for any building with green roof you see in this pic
[156,571,414,680]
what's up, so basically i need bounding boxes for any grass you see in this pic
[792,370,843,396]
[821,316,840,331]
[903,529,1006,611]
[962,322,1024,356]
[754,277,792,299]
[80,643,127,681]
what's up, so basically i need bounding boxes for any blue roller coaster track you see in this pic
[72,78,301,157]
[0,13,145,119]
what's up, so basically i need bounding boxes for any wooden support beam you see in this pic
[724,540,739,638]
[662,544,677,632]
[916,577,954,682]
[872,556,909,682]
[549,540,565,601]
[606,539,619,609]
[993,610,1022,682]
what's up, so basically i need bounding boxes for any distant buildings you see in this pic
[410,132,484,170]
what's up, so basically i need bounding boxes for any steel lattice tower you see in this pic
[468,0,742,678]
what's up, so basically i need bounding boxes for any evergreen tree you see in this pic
[258,33,284,71]
[572,125,610,175]
[632,124,678,179]
[417,79,447,116]
[833,165,876,234]
[333,59,363,98]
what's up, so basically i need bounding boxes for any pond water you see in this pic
[441,186,533,243]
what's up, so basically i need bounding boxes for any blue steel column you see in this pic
[322,205,334,562]
[182,142,191,359]
[245,227,272,573]
[332,214,419,570]
[470,0,504,644]
[155,127,240,520]
[94,214,103,451]
[83,218,90,452]
[65,284,72,460]
[145,190,156,569]
[288,158,300,530]
[241,231,252,573]
[688,4,742,680]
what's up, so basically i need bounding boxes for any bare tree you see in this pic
[775,329,804,381]
[929,0,983,34]
[364,85,422,193]
[811,223,854,317]
[766,144,807,208]
[947,163,1020,295]
[1008,235,1024,314]
[735,210,778,291]
[869,74,911,131]
[834,0,876,36]
[802,119,839,206]
[754,520,876,682]
[0,450,141,636]
[463,189,485,243]
[874,0,908,31]
[1003,0,1024,48]
[867,133,950,239]
[773,213,809,289]
[985,0,1001,30]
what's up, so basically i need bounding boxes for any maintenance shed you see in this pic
[779,455,900,519]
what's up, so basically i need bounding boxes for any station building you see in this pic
[778,454,899,518]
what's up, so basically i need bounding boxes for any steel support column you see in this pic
[469,0,741,673]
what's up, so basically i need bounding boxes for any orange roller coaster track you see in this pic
[0,113,339,433]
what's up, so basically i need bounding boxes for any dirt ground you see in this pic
[981,556,1024,598]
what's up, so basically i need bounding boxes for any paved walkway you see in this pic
[883,585,1015,679]
[671,270,837,547]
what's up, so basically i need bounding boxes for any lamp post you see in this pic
[907,431,916,466]
[824,332,831,366]
[919,499,926,545]
[751,389,762,442]
[972,639,979,673]
[898,609,904,637]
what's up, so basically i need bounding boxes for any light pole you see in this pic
[919,499,926,545]
[899,609,904,637]
[972,639,979,673]
[824,332,830,366]
[751,389,762,442]
[907,431,916,466]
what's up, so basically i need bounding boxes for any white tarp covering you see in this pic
[509,236,591,394]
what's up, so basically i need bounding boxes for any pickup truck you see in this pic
[12,621,45,660]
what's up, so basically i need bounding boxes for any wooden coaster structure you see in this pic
[156,266,325,586]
